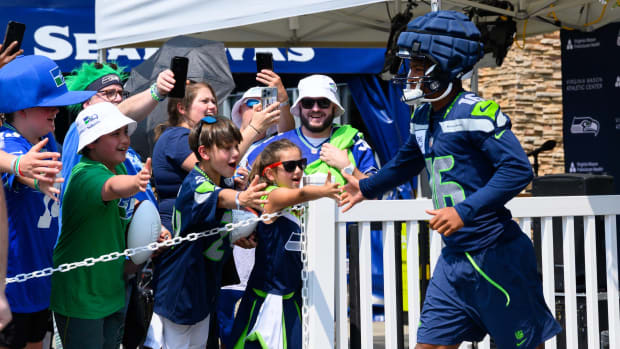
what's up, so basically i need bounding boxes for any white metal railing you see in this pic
[304,195,620,349]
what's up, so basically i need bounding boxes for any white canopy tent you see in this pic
[95,0,620,49]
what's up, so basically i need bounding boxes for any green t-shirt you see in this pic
[51,157,130,319]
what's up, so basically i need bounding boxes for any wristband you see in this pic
[10,156,18,176]
[150,83,166,102]
[34,179,40,191]
[235,191,241,210]
[279,99,290,108]
[15,155,23,177]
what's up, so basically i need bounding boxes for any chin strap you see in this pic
[402,82,453,107]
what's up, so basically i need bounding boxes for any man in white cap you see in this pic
[243,74,378,185]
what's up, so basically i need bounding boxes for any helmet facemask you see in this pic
[393,54,453,107]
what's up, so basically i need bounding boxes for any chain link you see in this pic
[299,203,310,349]
[6,210,285,284]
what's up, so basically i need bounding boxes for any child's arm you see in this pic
[217,175,268,210]
[265,172,341,213]
[101,158,152,202]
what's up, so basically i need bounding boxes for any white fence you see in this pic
[304,195,620,349]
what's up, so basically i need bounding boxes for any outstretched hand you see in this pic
[320,171,342,201]
[239,175,268,210]
[20,138,63,184]
[338,170,367,212]
[134,158,152,192]
[425,207,464,236]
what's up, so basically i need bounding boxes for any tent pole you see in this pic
[431,0,441,11]
[97,49,107,64]
[471,67,479,94]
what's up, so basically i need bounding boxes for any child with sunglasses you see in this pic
[231,139,340,349]
[152,116,267,349]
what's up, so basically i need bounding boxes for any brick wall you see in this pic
[464,31,565,176]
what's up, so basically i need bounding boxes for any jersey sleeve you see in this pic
[350,133,378,175]
[359,130,425,199]
[453,103,533,225]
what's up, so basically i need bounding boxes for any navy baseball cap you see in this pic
[0,55,96,113]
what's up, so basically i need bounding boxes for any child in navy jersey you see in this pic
[231,139,340,349]
[152,116,267,349]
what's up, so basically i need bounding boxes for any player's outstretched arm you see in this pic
[339,171,369,212]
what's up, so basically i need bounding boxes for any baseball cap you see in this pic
[231,86,277,136]
[76,102,137,153]
[0,55,95,113]
[291,75,344,118]
[231,86,262,128]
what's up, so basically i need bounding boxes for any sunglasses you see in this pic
[262,158,307,176]
[300,98,331,109]
[245,99,260,108]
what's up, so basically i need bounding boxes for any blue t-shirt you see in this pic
[152,127,193,232]
[1,125,59,313]
[243,125,378,176]
[153,165,233,325]
[247,200,303,295]
[61,121,157,206]
[360,92,534,251]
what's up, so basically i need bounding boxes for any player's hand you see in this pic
[0,293,12,330]
[20,138,63,184]
[239,175,268,210]
[320,143,350,170]
[256,70,287,104]
[156,69,175,96]
[339,171,367,212]
[234,167,250,190]
[249,102,280,135]
[426,207,464,236]
[134,158,152,192]
[0,41,23,69]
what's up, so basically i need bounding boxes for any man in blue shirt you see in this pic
[341,11,561,349]
[243,74,378,182]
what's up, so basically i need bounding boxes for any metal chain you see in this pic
[299,203,310,349]
[6,210,286,284]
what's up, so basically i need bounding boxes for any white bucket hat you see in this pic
[231,86,277,136]
[76,102,137,153]
[291,75,344,118]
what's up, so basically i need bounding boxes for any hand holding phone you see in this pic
[169,56,189,98]
[260,87,278,110]
[256,52,273,74]
[0,21,25,56]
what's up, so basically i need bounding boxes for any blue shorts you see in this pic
[417,233,562,348]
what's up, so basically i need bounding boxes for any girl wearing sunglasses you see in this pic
[231,139,340,349]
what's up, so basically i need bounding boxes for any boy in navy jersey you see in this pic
[341,11,561,349]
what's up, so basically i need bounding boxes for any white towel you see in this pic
[246,293,285,349]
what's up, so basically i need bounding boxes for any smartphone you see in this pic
[260,87,278,110]
[169,56,189,98]
[1,21,26,55]
[256,52,273,73]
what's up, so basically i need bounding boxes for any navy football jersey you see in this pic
[360,92,533,251]
[247,198,303,295]
[153,165,234,325]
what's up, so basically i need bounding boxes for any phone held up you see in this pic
[169,56,189,98]
[260,87,278,110]
[1,21,26,56]
[256,52,273,74]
